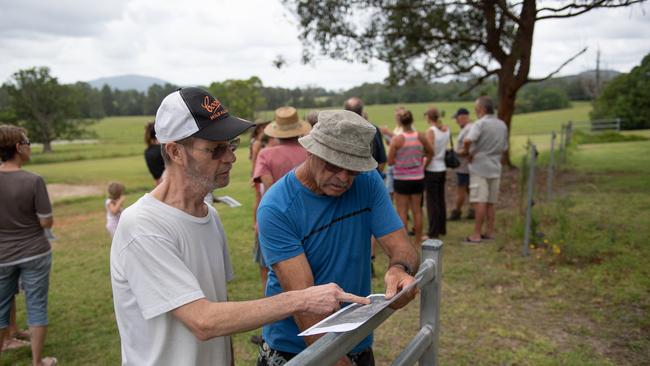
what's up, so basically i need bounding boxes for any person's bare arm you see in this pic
[426,128,435,154]
[39,216,53,229]
[376,228,420,309]
[463,139,473,161]
[172,281,368,341]
[419,132,434,166]
[260,175,274,190]
[387,135,404,166]
[273,254,356,365]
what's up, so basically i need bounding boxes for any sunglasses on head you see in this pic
[322,160,361,177]
[184,138,240,160]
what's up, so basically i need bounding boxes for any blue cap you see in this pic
[452,108,470,118]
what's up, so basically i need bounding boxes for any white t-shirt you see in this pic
[425,125,450,172]
[105,198,121,236]
[110,194,233,366]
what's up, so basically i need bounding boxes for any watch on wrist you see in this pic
[390,262,415,277]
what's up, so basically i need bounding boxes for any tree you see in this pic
[591,53,650,130]
[144,83,179,115]
[285,0,641,165]
[208,77,266,120]
[6,67,89,152]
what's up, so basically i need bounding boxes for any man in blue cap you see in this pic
[449,107,475,221]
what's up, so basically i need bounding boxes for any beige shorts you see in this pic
[469,175,500,203]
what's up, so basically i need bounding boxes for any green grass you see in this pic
[4,103,649,365]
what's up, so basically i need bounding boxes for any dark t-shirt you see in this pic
[144,145,165,180]
[0,170,52,264]
[372,125,387,176]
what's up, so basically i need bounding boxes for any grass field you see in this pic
[3,102,648,365]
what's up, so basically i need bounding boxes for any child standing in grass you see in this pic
[105,182,125,237]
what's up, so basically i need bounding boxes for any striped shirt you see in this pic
[393,131,425,180]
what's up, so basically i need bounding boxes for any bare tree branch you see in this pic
[526,47,588,83]
[459,69,500,95]
[537,0,644,20]
[495,0,523,24]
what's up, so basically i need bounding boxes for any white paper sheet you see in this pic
[215,195,242,208]
[298,278,420,336]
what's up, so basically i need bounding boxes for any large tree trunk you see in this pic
[497,73,518,168]
[42,140,53,153]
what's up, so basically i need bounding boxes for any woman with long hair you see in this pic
[387,111,433,244]
[424,107,451,238]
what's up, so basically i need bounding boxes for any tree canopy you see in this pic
[285,0,641,163]
[5,67,92,152]
[591,53,650,130]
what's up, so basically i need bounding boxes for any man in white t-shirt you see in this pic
[110,87,369,366]
[461,96,509,244]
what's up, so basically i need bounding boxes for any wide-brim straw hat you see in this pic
[264,106,312,138]
[299,110,377,172]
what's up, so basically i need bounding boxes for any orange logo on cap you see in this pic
[201,96,228,120]
[201,96,221,113]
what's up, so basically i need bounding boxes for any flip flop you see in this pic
[481,234,495,241]
[42,357,58,366]
[2,338,30,351]
[462,236,482,244]
[12,329,31,340]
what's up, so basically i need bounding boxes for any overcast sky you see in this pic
[1,0,648,90]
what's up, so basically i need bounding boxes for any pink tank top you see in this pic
[393,131,425,180]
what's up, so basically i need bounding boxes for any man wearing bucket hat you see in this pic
[257,110,419,366]
[109,88,369,366]
[251,107,311,291]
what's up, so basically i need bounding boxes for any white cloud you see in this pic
[0,0,647,89]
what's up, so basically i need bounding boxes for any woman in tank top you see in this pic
[387,110,433,244]
[424,107,451,238]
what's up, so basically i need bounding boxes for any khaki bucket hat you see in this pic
[298,110,378,172]
[264,106,312,138]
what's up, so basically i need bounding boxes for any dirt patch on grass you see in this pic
[48,183,104,202]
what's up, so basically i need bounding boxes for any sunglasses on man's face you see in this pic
[186,138,240,160]
[322,160,361,177]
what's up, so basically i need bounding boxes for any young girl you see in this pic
[105,182,125,237]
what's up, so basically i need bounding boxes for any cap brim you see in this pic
[192,115,254,141]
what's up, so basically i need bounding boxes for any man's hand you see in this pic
[333,356,354,366]
[384,265,418,310]
[299,283,370,315]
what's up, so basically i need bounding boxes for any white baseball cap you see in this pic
[155,87,253,143]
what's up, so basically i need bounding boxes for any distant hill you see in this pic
[87,74,174,92]
[557,69,621,83]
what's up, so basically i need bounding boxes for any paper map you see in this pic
[298,278,420,336]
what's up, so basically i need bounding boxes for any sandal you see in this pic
[42,357,58,366]
[12,329,31,340]
[2,338,30,351]
[462,236,482,244]
[481,234,495,241]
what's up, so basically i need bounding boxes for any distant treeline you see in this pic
[0,67,613,123]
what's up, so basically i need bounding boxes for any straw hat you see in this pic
[264,107,311,138]
[298,110,377,172]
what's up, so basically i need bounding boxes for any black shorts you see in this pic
[456,173,470,187]
[393,179,425,195]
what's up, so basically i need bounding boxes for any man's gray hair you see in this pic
[476,96,495,114]
[160,136,194,166]
[343,97,364,116]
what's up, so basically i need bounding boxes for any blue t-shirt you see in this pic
[258,169,403,354]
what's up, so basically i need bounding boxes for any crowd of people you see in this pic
[0,86,509,365]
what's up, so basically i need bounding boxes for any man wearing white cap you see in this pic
[257,110,419,366]
[109,88,369,366]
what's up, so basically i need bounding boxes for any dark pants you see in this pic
[425,171,447,237]
[257,341,375,366]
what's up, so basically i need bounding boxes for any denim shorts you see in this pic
[0,253,52,328]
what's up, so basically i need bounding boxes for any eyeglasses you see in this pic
[322,160,361,177]
[184,138,240,160]
[20,140,30,146]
